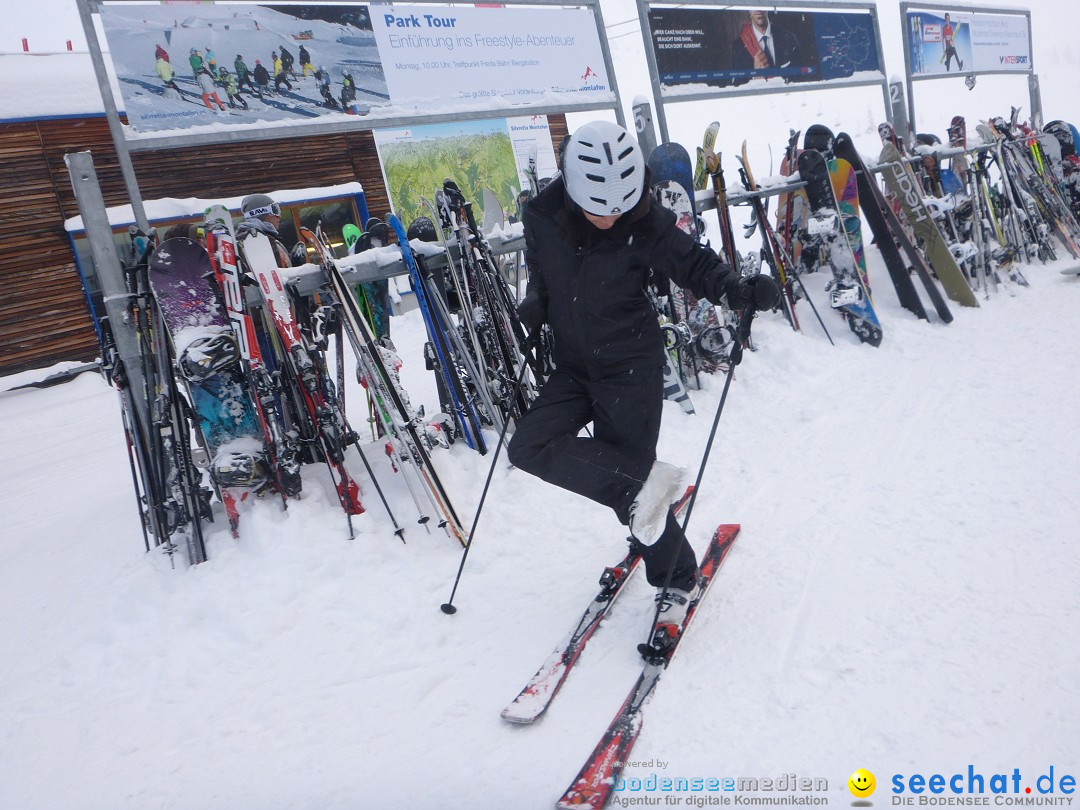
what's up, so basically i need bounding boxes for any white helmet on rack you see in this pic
[563,120,645,216]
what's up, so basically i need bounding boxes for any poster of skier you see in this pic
[905,9,1030,77]
[99,3,612,137]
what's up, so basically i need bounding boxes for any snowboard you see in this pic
[830,157,873,299]
[831,133,934,322]
[796,149,883,346]
[648,142,727,388]
[879,141,980,308]
[148,237,267,533]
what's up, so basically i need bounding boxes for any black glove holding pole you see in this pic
[726,274,780,313]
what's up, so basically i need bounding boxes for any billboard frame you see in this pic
[899,1,1037,139]
[76,0,627,230]
[636,0,892,144]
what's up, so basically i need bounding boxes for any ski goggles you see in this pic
[247,203,281,218]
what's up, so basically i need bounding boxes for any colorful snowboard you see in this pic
[830,157,874,300]
[833,133,950,324]
[149,237,267,532]
[796,149,883,346]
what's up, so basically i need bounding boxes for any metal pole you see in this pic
[633,99,659,163]
[637,0,670,144]
[76,0,150,232]
[590,0,627,129]
[890,79,911,145]
[1028,74,1043,130]
[900,2,918,143]
[1026,11,1040,128]
[65,152,146,424]
[869,6,892,125]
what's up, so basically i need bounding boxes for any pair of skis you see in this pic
[499,488,741,809]
[304,224,468,546]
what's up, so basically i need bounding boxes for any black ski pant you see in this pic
[507,366,697,590]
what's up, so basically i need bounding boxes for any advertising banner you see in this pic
[98,3,611,136]
[906,9,1030,76]
[372,115,556,226]
[371,5,610,109]
[647,6,883,93]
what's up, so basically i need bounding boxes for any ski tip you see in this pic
[500,707,540,725]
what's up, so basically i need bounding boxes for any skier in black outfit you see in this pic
[279,45,297,81]
[252,59,271,96]
[506,121,778,644]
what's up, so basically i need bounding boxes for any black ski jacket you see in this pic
[522,175,740,378]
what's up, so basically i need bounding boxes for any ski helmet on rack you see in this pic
[562,120,645,217]
[241,193,280,218]
[406,216,438,242]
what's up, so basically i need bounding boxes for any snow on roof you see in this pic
[63,182,365,232]
[0,52,122,122]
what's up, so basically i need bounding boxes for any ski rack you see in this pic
[285,228,526,298]
[693,141,996,213]
[863,142,996,176]
[694,179,806,214]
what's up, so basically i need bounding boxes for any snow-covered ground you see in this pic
[3,243,1080,807]
[3,0,1080,807]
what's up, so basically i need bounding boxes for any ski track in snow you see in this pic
[2,250,1080,807]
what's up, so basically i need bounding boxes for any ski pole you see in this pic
[441,337,537,615]
[679,309,752,538]
[350,439,406,543]
[645,308,754,651]
[785,266,834,346]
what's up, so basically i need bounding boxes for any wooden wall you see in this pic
[0,112,567,376]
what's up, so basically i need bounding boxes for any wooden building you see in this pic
[0,61,567,376]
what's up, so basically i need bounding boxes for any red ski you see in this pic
[556,523,741,809]
[501,487,696,724]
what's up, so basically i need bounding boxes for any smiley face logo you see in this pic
[849,769,876,798]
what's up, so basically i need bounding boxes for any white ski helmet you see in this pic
[563,120,645,216]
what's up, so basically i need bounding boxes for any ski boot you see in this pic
[637,583,696,662]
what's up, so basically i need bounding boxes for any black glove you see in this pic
[729,274,780,312]
[517,289,547,332]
